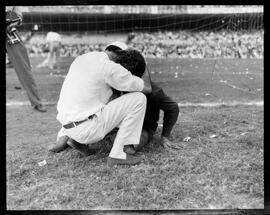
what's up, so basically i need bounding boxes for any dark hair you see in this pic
[105,45,122,53]
[115,49,146,77]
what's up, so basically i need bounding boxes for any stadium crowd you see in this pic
[25,30,263,59]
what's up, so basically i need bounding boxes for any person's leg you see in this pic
[37,56,49,68]
[154,89,179,138]
[54,43,61,71]
[6,39,46,111]
[134,129,150,151]
[97,92,147,159]
[64,92,146,163]
[48,42,54,69]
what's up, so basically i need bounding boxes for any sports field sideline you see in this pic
[6,57,263,105]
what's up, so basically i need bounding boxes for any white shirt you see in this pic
[57,51,144,125]
[46,32,61,43]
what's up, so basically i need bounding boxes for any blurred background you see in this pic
[17,5,263,59]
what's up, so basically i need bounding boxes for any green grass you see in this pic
[6,105,263,210]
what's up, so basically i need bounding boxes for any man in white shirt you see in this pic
[53,42,152,166]
[37,32,62,70]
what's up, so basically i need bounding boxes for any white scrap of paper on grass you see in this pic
[183,136,191,142]
[38,160,47,166]
[209,134,218,138]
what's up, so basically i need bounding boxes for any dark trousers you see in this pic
[6,33,42,107]
[143,86,179,137]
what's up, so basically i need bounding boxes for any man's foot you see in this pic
[6,61,13,68]
[107,154,142,167]
[14,86,22,90]
[34,104,47,112]
[123,145,136,155]
[67,139,96,156]
[48,135,70,153]
[161,136,182,150]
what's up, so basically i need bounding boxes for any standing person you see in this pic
[37,31,62,70]
[114,49,180,151]
[54,42,152,166]
[6,6,46,112]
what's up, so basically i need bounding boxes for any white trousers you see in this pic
[60,92,146,159]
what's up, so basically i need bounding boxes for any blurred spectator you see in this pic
[37,32,62,70]
[26,30,264,59]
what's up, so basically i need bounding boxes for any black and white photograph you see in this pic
[5,5,264,212]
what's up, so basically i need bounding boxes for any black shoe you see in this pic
[14,86,22,90]
[67,139,96,156]
[124,145,136,155]
[34,104,47,112]
[48,135,70,153]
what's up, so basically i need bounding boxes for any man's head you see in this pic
[105,41,128,52]
[115,49,146,78]
[105,41,128,61]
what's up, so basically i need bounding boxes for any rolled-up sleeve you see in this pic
[104,61,144,92]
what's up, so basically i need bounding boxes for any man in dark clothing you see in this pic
[114,49,180,151]
[135,82,180,150]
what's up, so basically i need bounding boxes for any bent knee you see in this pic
[133,92,147,105]
[174,103,180,114]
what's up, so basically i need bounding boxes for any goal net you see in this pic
[12,5,263,103]
[17,5,263,59]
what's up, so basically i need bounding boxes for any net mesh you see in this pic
[17,5,263,59]
[13,5,263,102]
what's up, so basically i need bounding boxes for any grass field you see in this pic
[6,57,263,210]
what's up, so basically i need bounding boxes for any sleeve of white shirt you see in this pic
[104,61,144,92]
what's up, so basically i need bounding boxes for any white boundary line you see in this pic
[178,101,263,107]
[6,100,263,107]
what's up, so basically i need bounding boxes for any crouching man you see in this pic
[52,42,152,166]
